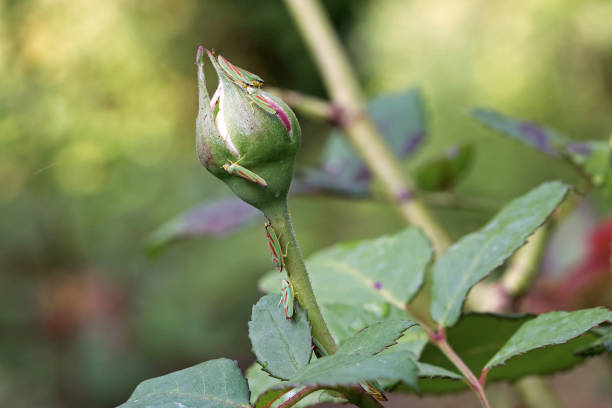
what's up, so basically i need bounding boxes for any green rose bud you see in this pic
[195,47,301,212]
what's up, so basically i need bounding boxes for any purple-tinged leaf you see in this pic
[298,88,426,197]
[472,108,565,156]
[147,197,259,255]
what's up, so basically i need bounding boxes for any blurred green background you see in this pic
[1,1,611,407]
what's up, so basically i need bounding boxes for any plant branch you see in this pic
[276,386,319,408]
[282,0,489,406]
[432,334,491,408]
[266,87,337,123]
[264,200,337,355]
[283,0,450,255]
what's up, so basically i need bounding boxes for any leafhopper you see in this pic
[264,221,285,272]
[222,161,268,187]
[217,55,264,88]
[279,279,294,320]
[246,86,277,115]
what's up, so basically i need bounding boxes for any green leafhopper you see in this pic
[222,161,268,187]
[246,86,277,115]
[264,221,284,272]
[218,54,264,88]
[279,279,294,320]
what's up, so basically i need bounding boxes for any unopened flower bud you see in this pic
[195,47,301,211]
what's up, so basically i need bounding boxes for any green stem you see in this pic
[266,87,336,122]
[283,0,450,256]
[263,199,337,355]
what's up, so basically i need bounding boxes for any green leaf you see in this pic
[431,181,569,327]
[575,326,612,357]
[282,320,418,390]
[416,362,462,380]
[118,359,249,408]
[484,308,612,371]
[246,363,345,408]
[383,325,429,358]
[471,108,565,156]
[336,320,414,355]
[248,295,312,380]
[414,145,474,191]
[569,140,612,198]
[288,351,418,390]
[295,228,432,307]
[417,313,601,393]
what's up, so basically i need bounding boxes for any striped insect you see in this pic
[222,160,267,187]
[279,279,294,320]
[361,381,387,402]
[246,86,277,115]
[312,338,386,401]
[217,54,264,88]
[264,221,285,272]
[312,337,329,358]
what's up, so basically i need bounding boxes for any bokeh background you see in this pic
[1,0,611,407]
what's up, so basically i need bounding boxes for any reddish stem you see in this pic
[429,332,491,408]
[276,386,319,408]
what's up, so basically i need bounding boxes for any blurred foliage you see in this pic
[0,0,611,407]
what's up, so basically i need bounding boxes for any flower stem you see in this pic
[263,199,337,355]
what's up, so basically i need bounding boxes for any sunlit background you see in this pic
[1,0,611,407]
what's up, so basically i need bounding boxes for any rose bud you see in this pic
[195,47,301,213]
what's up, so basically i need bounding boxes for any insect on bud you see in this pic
[195,46,301,211]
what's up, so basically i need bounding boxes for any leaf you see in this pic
[381,325,429,358]
[312,227,432,307]
[414,145,474,191]
[369,88,426,157]
[118,358,250,408]
[574,326,612,357]
[417,313,601,393]
[249,321,414,403]
[472,108,612,197]
[336,320,414,355]
[299,130,372,197]
[431,181,569,327]
[248,295,312,380]
[416,362,462,380]
[569,140,612,197]
[299,88,426,197]
[484,308,612,371]
[147,197,259,255]
[246,363,345,408]
[471,108,565,156]
[288,351,418,390]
